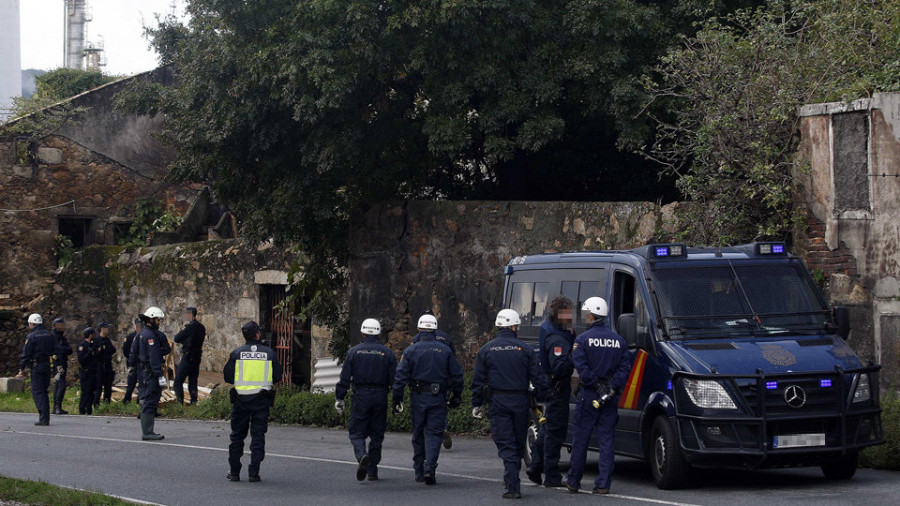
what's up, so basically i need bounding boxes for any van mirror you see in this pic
[617,313,640,348]
[833,306,851,340]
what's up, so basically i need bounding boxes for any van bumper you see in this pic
[671,367,885,469]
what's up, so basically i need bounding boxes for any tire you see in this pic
[821,450,858,480]
[523,417,540,469]
[649,416,690,489]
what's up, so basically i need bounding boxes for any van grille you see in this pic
[738,376,842,416]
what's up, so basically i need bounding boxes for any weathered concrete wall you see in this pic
[348,200,677,367]
[796,93,900,385]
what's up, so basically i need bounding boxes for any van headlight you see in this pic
[853,374,871,403]
[682,378,737,410]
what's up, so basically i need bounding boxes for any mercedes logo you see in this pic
[784,385,807,408]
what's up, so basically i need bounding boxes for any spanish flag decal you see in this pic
[619,349,648,410]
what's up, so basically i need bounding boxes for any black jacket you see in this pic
[174,320,206,361]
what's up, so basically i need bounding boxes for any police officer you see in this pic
[131,306,171,440]
[565,297,632,495]
[224,321,282,482]
[471,309,552,499]
[412,311,456,449]
[527,296,575,487]
[393,320,464,485]
[335,318,397,481]
[173,307,206,405]
[51,317,73,415]
[76,327,99,415]
[95,323,116,404]
[122,318,142,404]
[16,314,57,426]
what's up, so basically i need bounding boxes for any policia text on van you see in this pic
[504,243,884,489]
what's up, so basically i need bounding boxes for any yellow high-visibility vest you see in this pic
[234,354,274,395]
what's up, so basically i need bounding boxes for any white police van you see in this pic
[504,243,884,489]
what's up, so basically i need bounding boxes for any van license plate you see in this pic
[773,433,826,448]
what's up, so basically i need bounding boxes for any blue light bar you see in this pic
[820,379,832,388]
[650,244,687,259]
[667,380,673,391]
[757,242,787,256]
[656,247,669,257]
[772,244,785,254]
[766,381,778,390]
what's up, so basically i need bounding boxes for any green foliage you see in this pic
[0,476,134,506]
[54,235,75,267]
[861,395,900,471]
[117,200,183,247]
[129,0,766,356]
[646,0,900,245]
[0,95,87,138]
[35,68,116,101]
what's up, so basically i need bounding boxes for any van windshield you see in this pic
[652,262,830,338]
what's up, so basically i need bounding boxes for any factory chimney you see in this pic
[64,0,86,70]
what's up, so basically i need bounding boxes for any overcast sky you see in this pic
[20,0,188,76]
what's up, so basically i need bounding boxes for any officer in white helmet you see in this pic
[412,311,457,449]
[131,306,171,440]
[565,297,632,495]
[16,314,58,425]
[471,309,552,499]
[335,318,398,481]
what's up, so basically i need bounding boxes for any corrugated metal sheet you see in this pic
[312,357,341,393]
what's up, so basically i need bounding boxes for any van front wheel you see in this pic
[649,416,690,489]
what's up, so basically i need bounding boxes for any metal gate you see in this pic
[264,285,294,386]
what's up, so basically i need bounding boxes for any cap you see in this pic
[83,328,96,338]
[241,321,261,340]
[98,322,110,329]
[52,317,66,324]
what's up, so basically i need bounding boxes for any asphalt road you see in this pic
[0,411,897,506]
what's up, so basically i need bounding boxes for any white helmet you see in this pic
[582,297,609,317]
[417,314,438,330]
[361,318,381,336]
[143,307,166,319]
[495,309,522,328]
[27,313,43,325]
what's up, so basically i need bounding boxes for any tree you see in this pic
[121,0,761,356]
[645,0,900,245]
[34,68,116,101]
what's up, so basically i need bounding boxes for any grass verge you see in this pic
[0,475,136,505]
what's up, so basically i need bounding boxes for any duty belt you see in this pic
[412,382,448,395]
[352,383,389,391]
[490,389,530,395]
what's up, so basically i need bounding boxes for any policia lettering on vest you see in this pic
[223,321,282,483]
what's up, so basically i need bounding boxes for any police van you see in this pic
[503,243,884,489]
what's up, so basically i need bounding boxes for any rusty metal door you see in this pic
[262,285,293,386]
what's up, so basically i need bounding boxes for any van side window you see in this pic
[562,280,601,325]
[614,271,651,347]
[510,281,550,325]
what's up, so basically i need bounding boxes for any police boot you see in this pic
[52,403,62,415]
[141,413,165,441]
[175,395,184,405]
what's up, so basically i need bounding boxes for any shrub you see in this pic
[860,395,900,470]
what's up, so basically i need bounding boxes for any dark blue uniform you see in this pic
[336,336,397,478]
[223,340,282,478]
[471,328,551,496]
[173,319,206,404]
[566,321,632,491]
[131,327,171,414]
[393,334,464,482]
[412,329,456,356]
[529,319,575,485]
[93,334,115,405]
[122,331,138,403]
[52,328,73,411]
[20,324,57,425]
[76,335,99,414]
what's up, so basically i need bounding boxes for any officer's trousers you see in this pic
[349,388,388,475]
[410,391,447,478]
[229,394,271,477]
[173,356,200,403]
[78,370,94,414]
[489,393,530,494]
[100,367,114,402]
[567,390,618,490]
[92,366,104,406]
[530,386,571,484]
[140,368,162,414]
[53,366,68,406]
[31,365,51,424]
[124,367,138,403]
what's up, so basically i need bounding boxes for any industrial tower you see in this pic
[64,0,105,71]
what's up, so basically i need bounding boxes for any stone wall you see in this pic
[796,93,900,385]
[348,200,677,368]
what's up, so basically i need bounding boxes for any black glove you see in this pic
[448,393,462,409]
